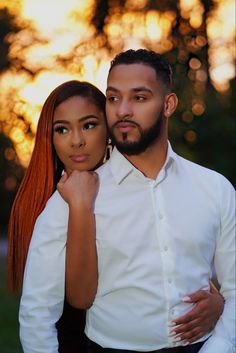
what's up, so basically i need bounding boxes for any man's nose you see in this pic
[71,130,85,147]
[116,100,133,119]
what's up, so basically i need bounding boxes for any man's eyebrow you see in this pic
[132,87,153,94]
[106,86,118,92]
[106,86,153,94]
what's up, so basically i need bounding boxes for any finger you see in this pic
[184,289,209,303]
[180,329,205,344]
[171,326,204,344]
[170,318,201,336]
[173,306,207,325]
[58,172,68,185]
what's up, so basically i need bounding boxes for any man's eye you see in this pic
[107,96,118,102]
[54,126,68,134]
[135,96,146,101]
[83,122,97,130]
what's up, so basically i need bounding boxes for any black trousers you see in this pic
[88,340,206,353]
[56,301,88,353]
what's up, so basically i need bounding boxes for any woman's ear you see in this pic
[164,93,178,118]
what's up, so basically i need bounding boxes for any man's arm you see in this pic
[19,191,68,353]
[199,177,236,353]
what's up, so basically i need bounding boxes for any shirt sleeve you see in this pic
[199,177,236,353]
[19,191,69,353]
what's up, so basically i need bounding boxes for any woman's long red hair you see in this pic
[7,87,58,292]
[7,80,106,292]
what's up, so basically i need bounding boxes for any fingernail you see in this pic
[168,321,176,327]
[182,296,191,302]
[172,336,181,342]
[169,331,176,337]
[183,341,189,346]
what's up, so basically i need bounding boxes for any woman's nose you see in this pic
[71,130,85,147]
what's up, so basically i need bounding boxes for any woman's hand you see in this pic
[169,283,224,345]
[57,170,99,210]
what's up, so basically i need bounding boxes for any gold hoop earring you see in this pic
[103,138,112,163]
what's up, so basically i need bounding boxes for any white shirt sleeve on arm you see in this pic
[199,177,236,353]
[19,191,69,353]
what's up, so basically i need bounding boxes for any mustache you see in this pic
[111,119,140,129]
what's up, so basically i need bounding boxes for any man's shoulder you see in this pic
[96,161,112,179]
[176,153,234,190]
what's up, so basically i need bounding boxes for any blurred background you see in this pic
[0,0,235,352]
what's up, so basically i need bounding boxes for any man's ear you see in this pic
[164,93,178,118]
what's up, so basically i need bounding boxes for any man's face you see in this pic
[105,63,167,155]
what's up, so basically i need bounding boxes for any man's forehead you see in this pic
[106,64,160,92]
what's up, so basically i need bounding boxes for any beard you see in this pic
[109,107,164,155]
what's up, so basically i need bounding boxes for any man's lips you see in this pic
[70,154,89,162]
[115,122,137,133]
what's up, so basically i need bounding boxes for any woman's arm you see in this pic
[19,191,68,353]
[168,282,224,344]
[57,170,99,309]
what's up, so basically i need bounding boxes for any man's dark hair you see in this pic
[109,49,173,91]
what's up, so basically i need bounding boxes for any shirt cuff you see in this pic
[199,335,236,353]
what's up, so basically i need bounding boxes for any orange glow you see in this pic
[207,0,235,91]
[0,0,235,167]
[184,130,197,143]
[180,0,204,28]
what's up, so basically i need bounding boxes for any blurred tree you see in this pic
[0,132,24,235]
[0,7,20,72]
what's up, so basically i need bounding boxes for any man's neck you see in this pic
[123,139,168,180]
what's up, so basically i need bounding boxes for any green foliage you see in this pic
[0,258,22,353]
[0,133,24,229]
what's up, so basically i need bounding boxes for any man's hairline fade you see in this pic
[108,49,173,93]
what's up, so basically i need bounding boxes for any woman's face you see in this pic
[53,95,107,174]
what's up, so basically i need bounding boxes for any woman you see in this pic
[8,80,107,352]
[7,80,224,353]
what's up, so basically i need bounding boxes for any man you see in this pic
[85,49,235,353]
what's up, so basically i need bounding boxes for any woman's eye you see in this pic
[83,122,97,130]
[54,126,68,134]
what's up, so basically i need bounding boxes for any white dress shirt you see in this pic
[86,145,235,352]
[19,191,69,353]
[19,144,235,353]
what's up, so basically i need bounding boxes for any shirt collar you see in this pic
[108,141,178,185]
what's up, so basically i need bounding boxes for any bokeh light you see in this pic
[0,0,235,167]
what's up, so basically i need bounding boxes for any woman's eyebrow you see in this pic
[79,115,100,122]
[53,115,100,126]
[53,120,69,126]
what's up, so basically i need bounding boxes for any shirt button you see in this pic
[164,246,168,251]
[158,213,163,219]
[168,278,172,284]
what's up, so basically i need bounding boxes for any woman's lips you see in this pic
[70,154,89,162]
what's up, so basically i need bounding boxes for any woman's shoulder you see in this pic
[37,190,69,225]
